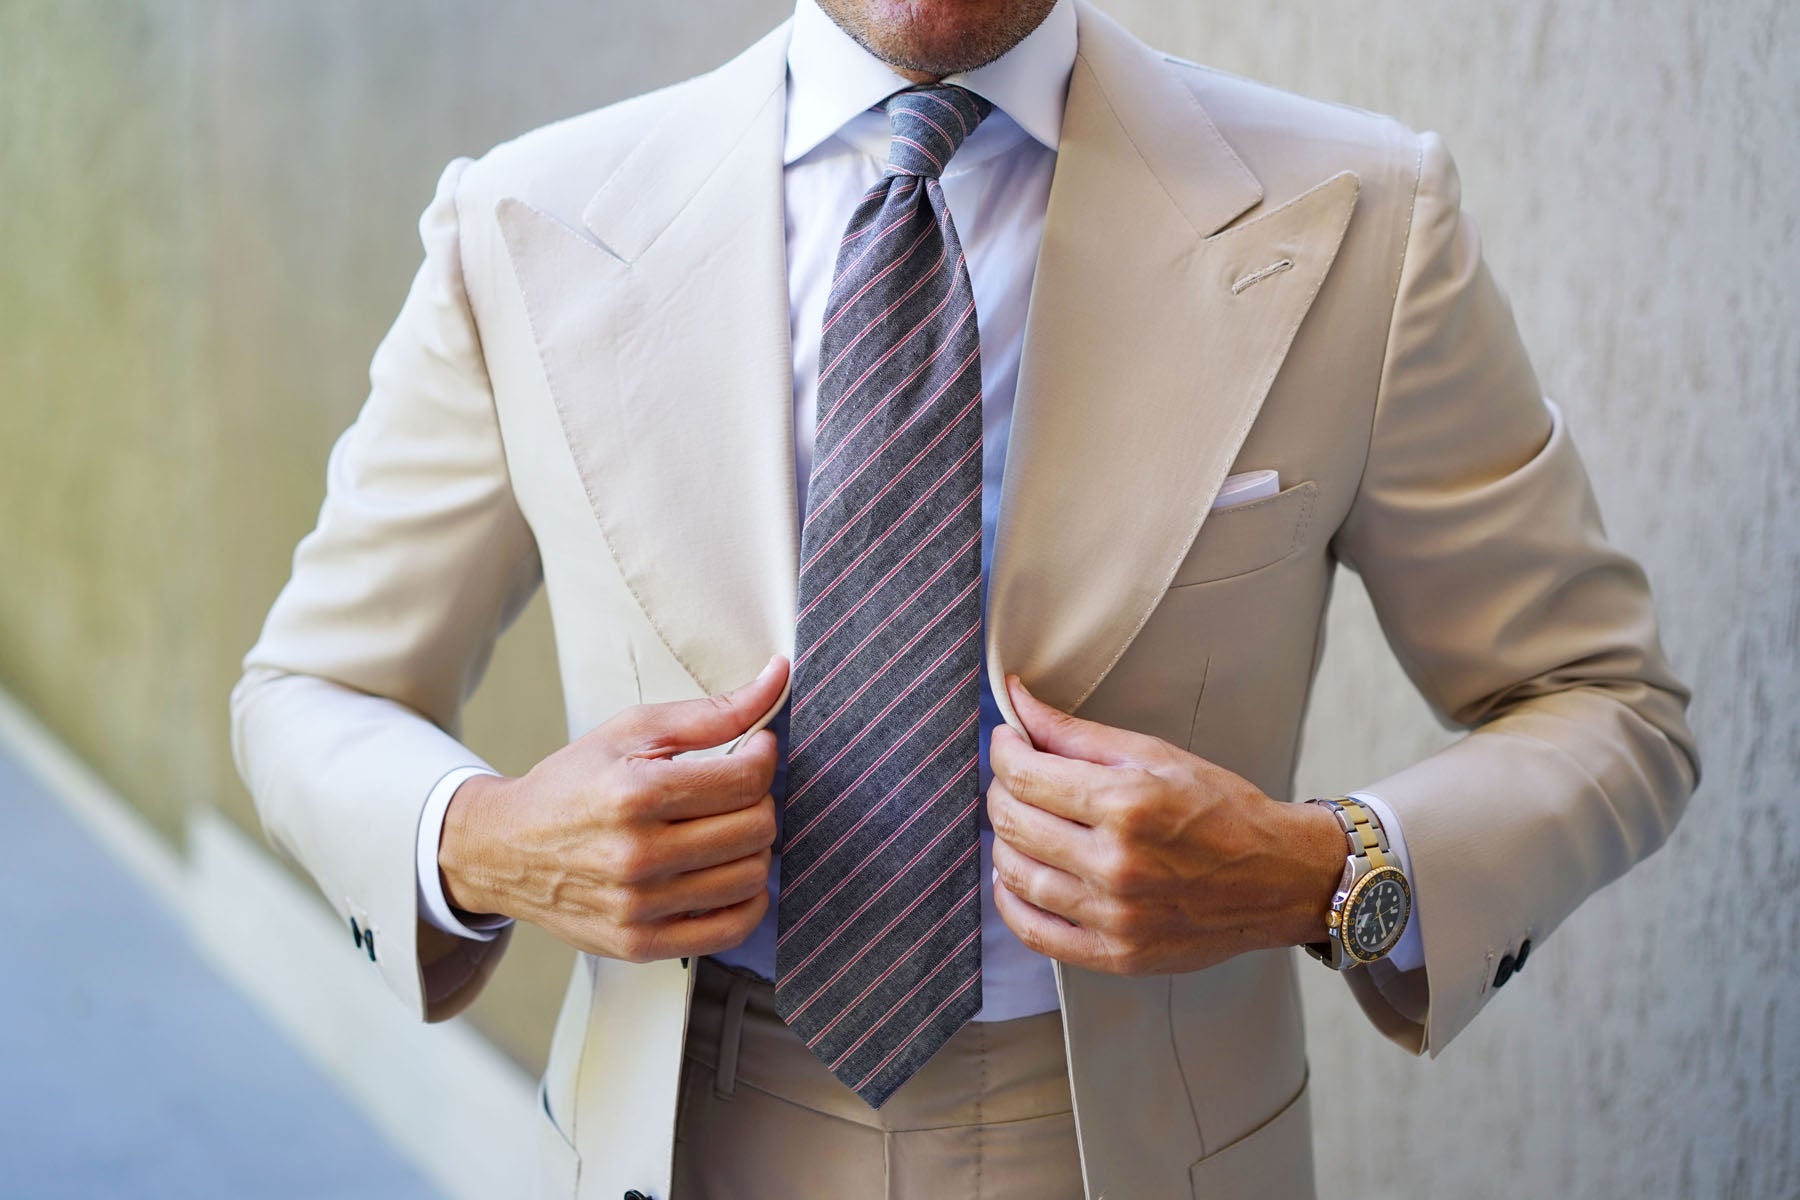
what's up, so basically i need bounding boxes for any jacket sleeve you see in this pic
[1329,130,1700,1054]
[228,155,541,1022]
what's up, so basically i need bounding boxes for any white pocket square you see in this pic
[1211,469,1280,511]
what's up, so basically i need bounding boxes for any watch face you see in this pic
[1345,868,1410,962]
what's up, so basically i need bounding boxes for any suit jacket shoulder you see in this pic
[456,80,686,233]
[1163,55,1425,226]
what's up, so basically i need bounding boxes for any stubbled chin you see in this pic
[820,0,1051,77]
[866,30,1006,75]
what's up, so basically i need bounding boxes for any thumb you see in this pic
[1005,673,1138,767]
[626,654,789,758]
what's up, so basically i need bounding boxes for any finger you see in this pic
[637,890,771,962]
[1006,674,1162,768]
[635,729,779,820]
[636,850,771,922]
[987,779,1099,879]
[612,654,790,758]
[988,722,1114,826]
[991,836,1091,927]
[644,794,778,874]
[993,870,1105,967]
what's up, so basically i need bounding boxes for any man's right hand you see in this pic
[437,654,788,964]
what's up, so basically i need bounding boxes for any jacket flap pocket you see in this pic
[1170,480,1318,588]
[1187,1073,1314,1199]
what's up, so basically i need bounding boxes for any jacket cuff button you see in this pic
[1493,952,1516,989]
[350,916,363,949]
[1513,938,1532,972]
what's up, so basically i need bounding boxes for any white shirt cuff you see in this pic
[417,765,514,942]
[1348,790,1424,974]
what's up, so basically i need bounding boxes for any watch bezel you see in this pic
[1338,864,1411,965]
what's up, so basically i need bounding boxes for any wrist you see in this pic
[1270,798,1349,949]
[438,772,517,919]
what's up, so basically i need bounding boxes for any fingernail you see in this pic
[991,866,1000,886]
[758,653,781,681]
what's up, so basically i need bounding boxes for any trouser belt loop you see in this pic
[714,972,751,1099]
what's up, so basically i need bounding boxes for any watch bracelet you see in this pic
[1304,795,1404,969]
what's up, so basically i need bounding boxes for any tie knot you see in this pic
[882,84,994,179]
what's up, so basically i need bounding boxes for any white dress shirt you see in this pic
[415,0,1423,1019]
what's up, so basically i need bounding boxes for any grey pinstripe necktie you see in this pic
[775,83,994,1109]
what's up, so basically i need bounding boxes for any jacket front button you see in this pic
[623,1191,652,1200]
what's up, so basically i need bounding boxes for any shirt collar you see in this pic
[783,0,1075,166]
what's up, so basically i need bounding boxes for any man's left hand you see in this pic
[988,673,1346,975]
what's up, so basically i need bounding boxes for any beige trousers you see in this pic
[672,955,1085,1199]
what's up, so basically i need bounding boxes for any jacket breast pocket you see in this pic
[1168,480,1318,589]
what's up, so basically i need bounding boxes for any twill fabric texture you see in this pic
[775,83,995,1110]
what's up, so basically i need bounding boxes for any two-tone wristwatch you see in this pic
[1303,796,1411,970]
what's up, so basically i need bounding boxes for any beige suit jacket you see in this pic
[230,4,1699,1197]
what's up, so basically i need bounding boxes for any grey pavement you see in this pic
[0,744,443,1199]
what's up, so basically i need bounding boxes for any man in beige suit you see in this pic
[230,0,1698,1196]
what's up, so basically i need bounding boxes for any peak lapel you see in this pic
[497,21,798,698]
[987,1,1360,726]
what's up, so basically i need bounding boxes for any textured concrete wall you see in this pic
[1,0,790,1074]
[3,0,1793,1193]
[0,2,211,843]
